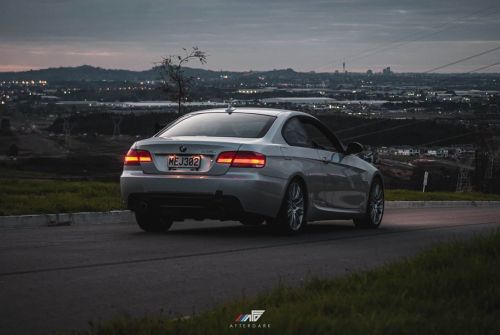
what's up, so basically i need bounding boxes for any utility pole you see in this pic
[475,125,498,192]
[63,118,74,150]
[483,154,495,192]
[485,156,494,179]
[112,115,122,139]
[456,167,471,193]
[422,171,429,192]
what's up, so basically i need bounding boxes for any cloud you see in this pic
[64,51,116,57]
[0,64,41,72]
[392,9,410,14]
[0,0,499,71]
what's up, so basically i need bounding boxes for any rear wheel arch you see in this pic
[372,173,384,190]
[270,173,308,220]
[285,174,309,213]
[355,174,384,228]
[269,176,308,233]
[366,173,384,208]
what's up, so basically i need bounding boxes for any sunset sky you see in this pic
[0,0,499,73]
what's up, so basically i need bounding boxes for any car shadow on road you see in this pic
[157,221,358,238]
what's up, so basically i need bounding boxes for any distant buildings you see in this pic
[378,145,476,159]
[261,97,336,105]
[237,87,277,94]
[382,67,392,75]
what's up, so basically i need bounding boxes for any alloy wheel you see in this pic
[286,182,305,231]
[369,182,384,226]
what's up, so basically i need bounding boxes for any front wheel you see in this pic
[135,211,173,232]
[354,178,384,229]
[269,180,307,234]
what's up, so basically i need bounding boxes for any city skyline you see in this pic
[1,0,500,73]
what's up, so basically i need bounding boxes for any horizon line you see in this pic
[0,64,500,75]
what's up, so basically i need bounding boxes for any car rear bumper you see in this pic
[127,192,245,221]
[120,169,286,219]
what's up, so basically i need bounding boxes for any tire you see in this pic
[269,179,307,234]
[354,178,384,229]
[135,211,173,232]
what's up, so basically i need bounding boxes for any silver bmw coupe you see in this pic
[120,107,384,233]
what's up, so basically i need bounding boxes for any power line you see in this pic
[423,45,500,73]
[341,120,478,146]
[336,118,387,134]
[313,5,497,71]
[466,61,500,73]
[347,7,499,65]
[343,119,428,141]
[418,131,476,146]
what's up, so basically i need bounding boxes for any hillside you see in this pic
[0,65,338,87]
[2,65,500,89]
[0,65,389,83]
[0,65,226,82]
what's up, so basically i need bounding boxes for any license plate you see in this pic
[167,155,201,170]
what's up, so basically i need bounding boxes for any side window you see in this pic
[282,118,312,147]
[302,121,338,152]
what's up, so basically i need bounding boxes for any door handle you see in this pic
[321,156,329,163]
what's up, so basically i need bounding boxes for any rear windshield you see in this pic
[159,112,276,138]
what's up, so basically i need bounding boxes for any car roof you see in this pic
[187,107,306,117]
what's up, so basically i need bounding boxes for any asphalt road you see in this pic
[1,207,500,335]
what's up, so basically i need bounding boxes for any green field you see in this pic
[1,178,500,216]
[72,230,500,335]
[0,179,123,216]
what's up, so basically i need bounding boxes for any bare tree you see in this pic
[158,46,207,114]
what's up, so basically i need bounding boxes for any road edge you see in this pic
[1,201,499,228]
[386,200,500,209]
[0,211,135,229]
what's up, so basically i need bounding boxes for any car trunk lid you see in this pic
[136,136,256,175]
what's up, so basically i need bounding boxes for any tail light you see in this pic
[124,149,152,165]
[216,151,266,168]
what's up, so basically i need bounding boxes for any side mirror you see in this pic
[346,142,364,155]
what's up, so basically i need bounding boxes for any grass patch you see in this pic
[72,231,500,335]
[0,179,123,215]
[385,189,500,201]
[0,178,500,215]
[1,177,500,216]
